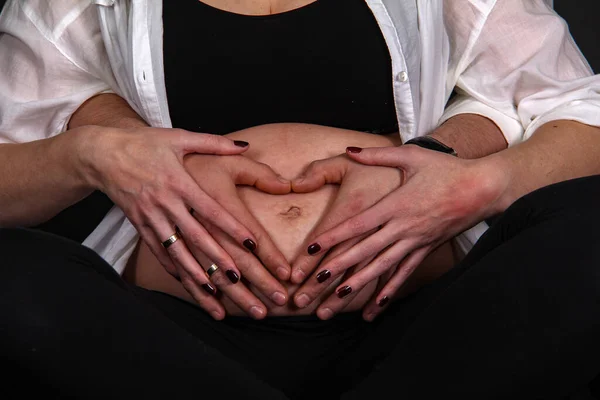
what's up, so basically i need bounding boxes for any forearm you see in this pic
[0,94,145,227]
[490,120,600,212]
[0,129,95,227]
[429,114,508,159]
[68,93,148,130]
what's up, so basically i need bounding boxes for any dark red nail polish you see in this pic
[202,283,216,295]
[234,140,249,147]
[316,270,331,283]
[337,286,353,298]
[378,296,390,307]
[347,146,363,154]
[307,243,321,255]
[243,239,257,252]
[226,270,240,284]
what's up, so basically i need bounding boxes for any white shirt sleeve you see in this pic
[440,0,600,146]
[0,0,114,144]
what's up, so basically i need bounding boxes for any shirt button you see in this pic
[397,71,408,82]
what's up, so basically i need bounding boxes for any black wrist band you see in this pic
[404,136,458,157]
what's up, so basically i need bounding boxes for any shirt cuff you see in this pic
[524,100,600,140]
[440,96,524,147]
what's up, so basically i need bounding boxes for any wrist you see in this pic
[67,125,114,191]
[476,153,516,217]
[429,114,508,159]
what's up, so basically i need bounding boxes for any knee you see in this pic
[0,228,96,283]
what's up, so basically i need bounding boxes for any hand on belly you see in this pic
[124,123,451,317]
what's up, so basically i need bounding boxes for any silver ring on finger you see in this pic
[162,232,182,249]
[206,263,220,277]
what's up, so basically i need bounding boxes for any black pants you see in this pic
[2,176,600,400]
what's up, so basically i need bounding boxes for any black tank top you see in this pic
[162,0,399,135]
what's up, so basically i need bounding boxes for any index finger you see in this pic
[200,180,292,281]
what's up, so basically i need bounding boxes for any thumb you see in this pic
[292,155,350,193]
[234,158,291,195]
[177,131,250,156]
[345,145,424,170]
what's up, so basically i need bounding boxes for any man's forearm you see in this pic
[429,114,508,159]
[0,129,96,226]
[69,93,149,129]
[0,94,148,227]
[489,120,600,212]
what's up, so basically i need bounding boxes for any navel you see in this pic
[279,206,302,219]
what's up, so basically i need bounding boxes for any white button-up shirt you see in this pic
[1,0,599,273]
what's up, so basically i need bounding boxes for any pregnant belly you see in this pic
[124,123,454,316]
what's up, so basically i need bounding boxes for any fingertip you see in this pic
[290,180,311,193]
[233,140,249,148]
[291,269,306,284]
[276,175,290,184]
[250,305,267,320]
[294,293,311,309]
[363,312,377,322]
[211,310,225,321]
[317,308,335,321]
[243,238,257,253]
[378,296,390,308]
[271,291,288,306]
[346,146,363,154]
[277,266,291,281]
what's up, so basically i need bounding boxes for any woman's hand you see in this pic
[81,126,290,319]
[290,145,508,321]
[288,153,402,318]
[183,154,293,318]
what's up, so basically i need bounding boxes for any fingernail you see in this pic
[337,286,353,298]
[234,140,249,147]
[365,313,376,322]
[292,269,306,284]
[226,270,240,284]
[347,146,362,154]
[319,308,334,320]
[211,311,223,320]
[277,266,290,280]
[316,270,331,283]
[243,239,257,252]
[202,283,216,295]
[296,293,310,308]
[271,291,287,306]
[378,296,390,307]
[307,243,321,255]
[250,306,265,319]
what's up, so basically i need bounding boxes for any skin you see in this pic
[200,0,318,15]
[125,124,435,317]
